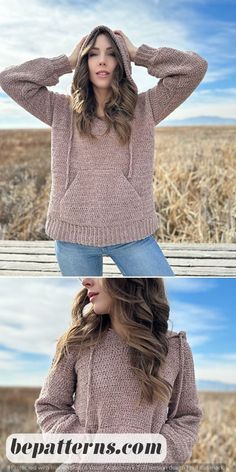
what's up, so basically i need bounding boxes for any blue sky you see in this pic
[0,277,235,389]
[0,0,236,128]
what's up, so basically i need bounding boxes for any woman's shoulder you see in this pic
[166,329,187,340]
[133,91,156,125]
[165,330,189,359]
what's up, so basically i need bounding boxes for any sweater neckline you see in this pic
[107,327,122,337]
[105,328,129,351]
[107,327,128,343]
[94,116,106,122]
[93,116,107,131]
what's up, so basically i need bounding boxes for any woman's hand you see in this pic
[68,35,88,70]
[113,30,138,61]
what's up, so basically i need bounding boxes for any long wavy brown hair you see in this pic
[53,278,173,405]
[70,26,138,145]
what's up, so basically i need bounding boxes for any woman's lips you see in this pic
[96,72,110,78]
[89,293,98,301]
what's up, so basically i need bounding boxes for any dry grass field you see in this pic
[0,387,57,472]
[0,125,235,243]
[153,126,236,243]
[0,388,235,471]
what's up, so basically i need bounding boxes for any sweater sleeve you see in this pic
[160,337,202,465]
[34,349,84,434]
[0,54,72,126]
[134,44,208,126]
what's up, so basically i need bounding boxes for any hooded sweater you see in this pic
[34,329,202,471]
[0,25,208,247]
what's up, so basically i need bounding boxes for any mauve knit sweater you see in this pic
[34,329,202,471]
[0,25,208,246]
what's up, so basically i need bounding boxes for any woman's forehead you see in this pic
[93,33,113,47]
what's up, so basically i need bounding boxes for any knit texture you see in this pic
[34,329,202,471]
[0,25,208,246]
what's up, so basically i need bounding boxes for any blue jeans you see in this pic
[55,235,174,276]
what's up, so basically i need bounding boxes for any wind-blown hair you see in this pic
[53,278,173,405]
[70,26,138,145]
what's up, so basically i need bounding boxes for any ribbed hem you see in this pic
[50,54,73,75]
[45,213,159,247]
[134,44,158,67]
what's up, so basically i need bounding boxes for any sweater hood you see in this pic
[65,25,138,190]
[74,24,138,93]
[84,329,186,432]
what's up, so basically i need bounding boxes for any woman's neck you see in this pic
[96,113,105,119]
[110,317,127,339]
[94,87,111,118]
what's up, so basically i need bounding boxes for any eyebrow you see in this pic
[90,47,114,50]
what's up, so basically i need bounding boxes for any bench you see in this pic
[0,240,235,276]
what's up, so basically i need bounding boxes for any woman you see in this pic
[35,278,202,471]
[0,25,208,276]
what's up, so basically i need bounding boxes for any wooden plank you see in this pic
[0,250,236,265]
[0,241,55,247]
[0,253,235,265]
[160,251,236,259]
[0,240,236,250]
[0,268,234,276]
[0,263,234,276]
[0,255,235,269]
[0,250,235,264]
[0,254,57,262]
[0,271,122,276]
[168,259,236,267]
[0,271,60,276]
[0,260,121,273]
[0,240,235,276]
[171,267,236,276]
[0,246,235,257]
[0,262,121,273]
[161,243,236,251]
[0,264,233,274]
[0,261,58,271]
[103,266,121,274]
[0,248,55,254]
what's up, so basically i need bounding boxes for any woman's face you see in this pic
[87,33,118,90]
[81,278,113,315]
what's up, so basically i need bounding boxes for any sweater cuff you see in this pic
[134,44,157,67]
[50,54,73,76]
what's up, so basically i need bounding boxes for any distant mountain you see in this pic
[197,380,236,392]
[160,115,236,126]
[1,115,236,130]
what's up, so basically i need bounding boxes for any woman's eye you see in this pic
[89,52,115,57]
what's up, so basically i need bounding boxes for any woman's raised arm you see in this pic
[133,43,208,125]
[0,53,73,126]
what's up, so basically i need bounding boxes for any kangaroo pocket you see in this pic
[59,169,144,226]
